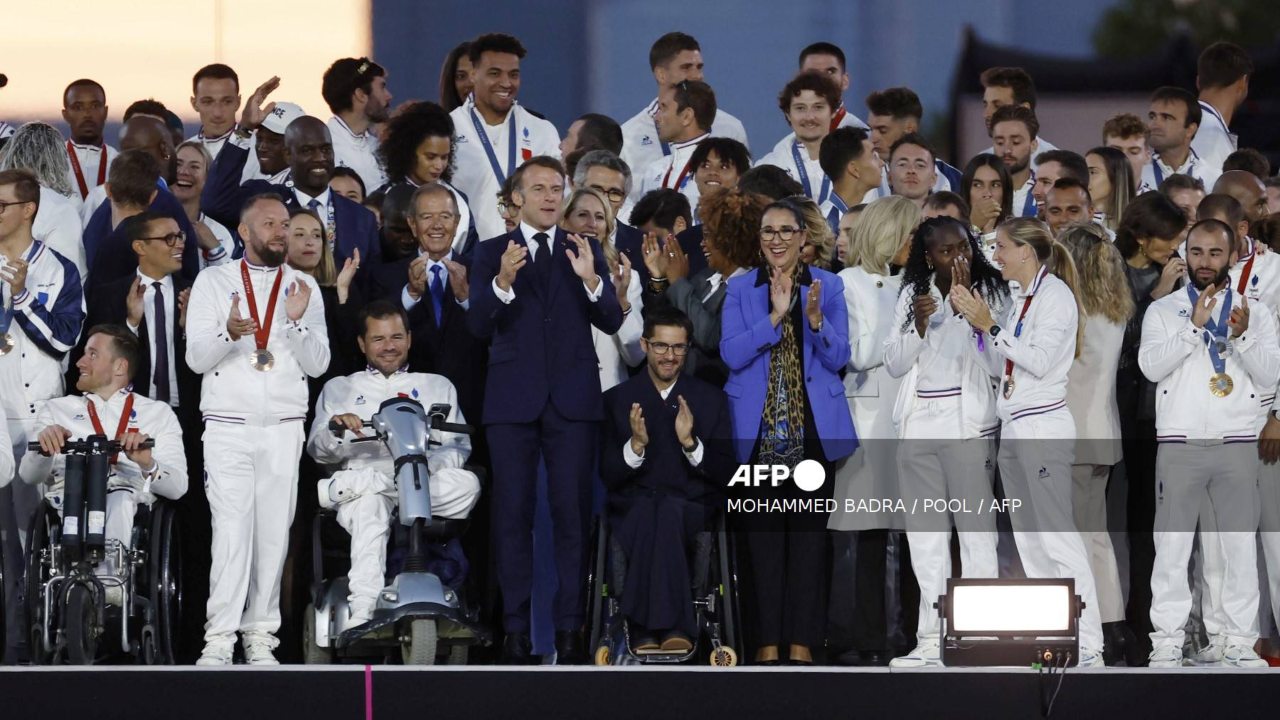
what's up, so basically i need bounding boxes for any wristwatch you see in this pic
[988,324,1002,339]
[682,439,699,453]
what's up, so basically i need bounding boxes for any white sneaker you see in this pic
[1190,635,1225,665]
[889,639,941,668]
[1222,644,1268,668]
[242,633,280,666]
[1147,643,1184,669]
[1077,648,1105,668]
[196,639,234,666]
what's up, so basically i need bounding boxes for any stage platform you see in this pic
[1,665,1275,719]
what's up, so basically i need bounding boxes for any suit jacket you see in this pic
[665,266,729,387]
[84,187,201,288]
[600,373,734,506]
[201,141,382,288]
[72,273,201,414]
[719,264,857,463]
[370,252,487,425]
[467,227,623,424]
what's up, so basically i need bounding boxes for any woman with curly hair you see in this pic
[653,188,766,387]
[884,216,1007,668]
[376,101,478,255]
[789,195,837,271]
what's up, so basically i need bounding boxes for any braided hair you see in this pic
[899,216,1006,332]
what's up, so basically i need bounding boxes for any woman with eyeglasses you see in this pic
[884,216,1007,667]
[559,187,644,391]
[721,198,855,665]
[1060,222,1135,664]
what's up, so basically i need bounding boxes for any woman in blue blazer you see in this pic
[720,197,856,665]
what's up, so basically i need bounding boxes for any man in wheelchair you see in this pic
[13,324,187,588]
[306,301,480,625]
[600,307,734,653]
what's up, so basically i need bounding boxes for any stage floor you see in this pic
[2,665,1276,719]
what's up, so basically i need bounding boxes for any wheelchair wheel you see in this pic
[709,645,737,667]
[149,502,184,665]
[584,517,608,656]
[444,643,468,666]
[301,604,332,665]
[594,645,610,666]
[24,504,58,665]
[401,619,438,665]
[65,583,100,665]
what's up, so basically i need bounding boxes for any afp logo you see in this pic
[728,459,826,492]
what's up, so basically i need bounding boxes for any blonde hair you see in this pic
[1058,223,1134,324]
[1000,217,1084,356]
[562,187,618,272]
[847,196,921,274]
[786,195,835,268]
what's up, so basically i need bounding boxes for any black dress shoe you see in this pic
[555,630,587,665]
[502,633,537,665]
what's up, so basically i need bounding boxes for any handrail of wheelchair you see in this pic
[26,437,155,455]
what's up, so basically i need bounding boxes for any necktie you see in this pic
[429,264,445,326]
[307,198,321,213]
[152,281,171,404]
[533,232,551,285]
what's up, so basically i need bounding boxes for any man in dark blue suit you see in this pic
[600,307,734,652]
[201,81,380,288]
[467,157,623,663]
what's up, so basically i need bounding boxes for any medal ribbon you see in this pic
[469,106,517,185]
[66,140,107,199]
[1187,284,1233,377]
[240,261,285,352]
[86,393,135,465]
[1003,267,1048,386]
[1235,242,1257,295]
[791,140,831,204]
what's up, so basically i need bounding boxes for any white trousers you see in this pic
[330,467,480,610]
[203,422,303,643]
[898,397,998,642]
[1150,442,1260,649]
[1070,464,1124,623]
[998,408,1103,652]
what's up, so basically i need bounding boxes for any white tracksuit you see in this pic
[1139,284,1280,651]
[186,259,329,645]
[307,369,480,614]
[885,278,1003,643]
[978,267,1103,653]
[15,390,186,561]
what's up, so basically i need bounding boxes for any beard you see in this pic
[1192,264,1230,291]
[253,241,287,267]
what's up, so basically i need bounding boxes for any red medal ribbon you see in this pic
[1002,295,1036,387]
[1236,247,1257,295]
[239,261,285,352]
[86,392,135,464]
[66,140,108,199]
[830,106,847,132]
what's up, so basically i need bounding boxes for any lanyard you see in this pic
[1003,267,1048,382]
[830,106,847,132]
[1187,284,1233,375]
[86,393,135,465]
[1236,244,1257,295]
[1152,151,1195,187]
[239,261,285,352]
[663,148,697,191]
[66,140,107,199]
[469,107,517,185]
[826,192,849,233]
[791,141,830,204]
[1021,172,1037,217]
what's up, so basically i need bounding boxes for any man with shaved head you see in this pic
[202,78,380,288]
[78,115,175,226]
[1214,170,1269,226]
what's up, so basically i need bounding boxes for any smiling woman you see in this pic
[2,1,371,127]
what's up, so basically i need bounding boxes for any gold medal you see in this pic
[1209,372,1233,397]
[1002,377,1015,400]
[0,332,13,356]
[250,349,275,372]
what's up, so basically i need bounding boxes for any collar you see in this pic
[645,97,661,116]
[418,248,454,266]
[243,257,284,273]
[753,263,814,287]
[1239,236,1257,261]
[365,364,409,376]
[466,94,516,127]
[519,221,553,241]
[330,115,369,140]
[671,133,709,152]
[1198,100,1230,134]
[197,126,236,143]
[69,140,107,152]
[136,268,174,287]
[1011,265,1050,298]
[1154,148,1198,174]
[85,386,132,405]
[295,186,332,209]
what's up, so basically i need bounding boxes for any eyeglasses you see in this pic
[0,199,33,215]
[760,226,802,242]
[648,341,689,356]
[588,185,626,203]
[139,231,187,247]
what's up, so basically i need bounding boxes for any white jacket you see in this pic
[185,259,330,423]
[1139,285,1280,442]
[14,389,186,502]
[620,100,748,184]
[885,279,1002,439]
[1230,238,1280,405]
[306,369,471,477]
[593,269,644,391]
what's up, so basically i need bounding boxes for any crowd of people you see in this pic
[1,30,1279,669]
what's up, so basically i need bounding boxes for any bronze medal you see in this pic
[1002,377,1015,400]
[0,332,13,356]
[250,349,275,372]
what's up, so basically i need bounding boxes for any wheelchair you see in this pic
[302,398,491,665]
[24,434,184,665]
[584,506,741,666]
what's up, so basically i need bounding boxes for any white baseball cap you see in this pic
[260,102,305,134]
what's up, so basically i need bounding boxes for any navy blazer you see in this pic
[719,264,857,463]
[84,185,201,285]
[468,227,623,424]
[201,141,382,284]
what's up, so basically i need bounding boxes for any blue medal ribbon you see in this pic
[469,106,517,185]
[1187,284,1233,375]
[791,140,830,204]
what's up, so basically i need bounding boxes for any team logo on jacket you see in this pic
[74,413,86,421]
[1178,308,1190,318]
[355,395,366,405]
[1038,466,1050,479]
[640,136,653,146]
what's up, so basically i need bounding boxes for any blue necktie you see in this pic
[533,232,551,285]
[151,282,171,404]
[429,264,445,326]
